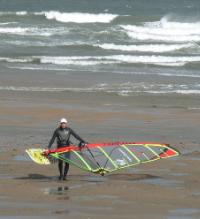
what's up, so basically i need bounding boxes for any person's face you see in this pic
[60,122,67,128]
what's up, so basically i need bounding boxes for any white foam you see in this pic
[159,16,200,30]
[0,86,94,92]
[107,55,200,66]
[0,86,67,92]
[0,57,33,63]
[98,43,193,53]
[144,90,200,95]
[1,54,200,67]
[16,11,28,16]
[0,26,65,36]
[0,27,28,34]
[40,56,117,66]
[0,22,18,26]
[0,11,25,16]
[0,27,49,36]
[161,73,200,78]
[156,62,186,67]
[122,26,200,42]
[118,90,132,96]
[1,83,200,95]
[121,16,200,42]
[175,90,200,94]
[40,55,200,66]
[8,66,71,71]
[4,40,87,47]
[42,11,118,23]
[188,107,200,110]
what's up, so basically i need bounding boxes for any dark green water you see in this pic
[0,0,200,96]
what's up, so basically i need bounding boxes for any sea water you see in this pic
[0,0,200,98]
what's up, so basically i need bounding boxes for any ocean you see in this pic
[0,0,200,97]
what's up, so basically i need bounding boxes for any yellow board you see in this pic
[26,148,50,165]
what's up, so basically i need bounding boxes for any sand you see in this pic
[0,90,200,219]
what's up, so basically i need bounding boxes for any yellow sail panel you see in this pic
[26,149,50,165]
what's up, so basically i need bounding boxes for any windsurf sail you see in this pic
[26,148,51,165]
[45,142,179,175]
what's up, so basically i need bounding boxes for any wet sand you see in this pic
[0,90,200,219]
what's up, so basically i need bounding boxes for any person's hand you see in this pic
[42,149,49,156]
[79,142,88,149]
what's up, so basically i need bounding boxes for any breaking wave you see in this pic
[1,55,200,67]
[97,43,194,53]
[42,11,118,23]
[40,55,200,67]
[121,16,200,42]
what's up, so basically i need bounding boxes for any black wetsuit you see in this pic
[48,127,85,180]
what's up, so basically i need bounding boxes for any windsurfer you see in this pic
[48,118,86,180]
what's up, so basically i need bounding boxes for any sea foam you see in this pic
[121,16,200,42]
[1,83,200,96]
[42,11,118,23]
[98,43,193,53]
[1,55,200,67]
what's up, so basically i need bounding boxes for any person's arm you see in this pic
[69,128,85,143]
[48,129,57,149]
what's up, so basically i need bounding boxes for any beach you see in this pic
[0,76,200,218]
[0,0,200,218]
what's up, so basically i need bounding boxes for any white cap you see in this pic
[60,118,68,124]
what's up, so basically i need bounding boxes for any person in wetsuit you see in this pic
[48,118,86,180]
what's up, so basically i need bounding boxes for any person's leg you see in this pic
[63,163,69,180]
[58,160,63,180]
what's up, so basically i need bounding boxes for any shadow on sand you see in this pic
[15,173,159,182]
[15,174,53,180]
